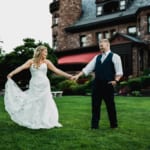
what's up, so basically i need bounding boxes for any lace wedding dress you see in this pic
[4,63,62,129]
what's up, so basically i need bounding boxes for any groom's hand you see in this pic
[71,71,83,81]
[71,75,79,81]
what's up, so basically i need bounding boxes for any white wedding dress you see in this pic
[4,63,62,129]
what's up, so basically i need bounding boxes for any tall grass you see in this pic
[0,96,150,150]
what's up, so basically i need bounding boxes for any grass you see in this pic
[0,96,150,150]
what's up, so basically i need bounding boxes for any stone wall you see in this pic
[56,0,81,51]
[56,23,137,51]
[51,1,150,51]
[138,10,150,42]
[50,0,150,76]
[132,46,138,76]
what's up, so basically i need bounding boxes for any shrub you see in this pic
[71,84,87,95]
[50,76,66,91]
[57,80,78,95]
[131,91,141,97]
[117,74,150,96]
[50,76,66,85]
[143,68,150,75]
[77,75,93,84]
[128,78,141,91]
[118,81,130,95]
[57,79,93,95]
[119,81,128,88]
[141,76,150,89]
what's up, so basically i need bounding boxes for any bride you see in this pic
[4,45,72,129]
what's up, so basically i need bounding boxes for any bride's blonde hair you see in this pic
[33,45,47,68]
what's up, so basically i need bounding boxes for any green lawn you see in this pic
[0,96,150,150]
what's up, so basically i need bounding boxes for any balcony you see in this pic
[49,1,59,13]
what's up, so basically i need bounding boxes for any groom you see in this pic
[72,39,123,129]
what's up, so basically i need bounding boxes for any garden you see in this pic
[50,71,150,97]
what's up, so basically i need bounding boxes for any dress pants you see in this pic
[91,80,118,128]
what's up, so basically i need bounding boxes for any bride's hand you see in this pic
[67,74,73,80]
[71,75,79,81]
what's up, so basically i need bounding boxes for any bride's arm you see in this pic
[7,59,33,78]
[46,60,72,79]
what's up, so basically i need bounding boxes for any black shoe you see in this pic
[91,127,99,130]
[110,125,118,129]
[91,121,99,129]
[91,126,99,129]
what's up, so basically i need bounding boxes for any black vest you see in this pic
[94,52,115,82]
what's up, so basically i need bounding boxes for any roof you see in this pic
[66,0,150,32]
[110,33,147,44]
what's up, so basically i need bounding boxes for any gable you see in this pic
[110,33,146,45]
[110,34,132,45]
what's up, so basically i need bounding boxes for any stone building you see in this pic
[50,0,150,77]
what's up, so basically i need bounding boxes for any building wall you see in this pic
[54,19,148,51]
[54,22,138,51]
[132,46,138,76]
[51,1,150,51]
[54,0,81,51]
[138,10,150,42]
[50,0,150,76]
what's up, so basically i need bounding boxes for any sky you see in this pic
[0,0,53,53]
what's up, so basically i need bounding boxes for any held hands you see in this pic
[72,71,83,81]
[70,74,80,81]
[70,71,83,81]
[67,74,79,81]
[65,71,83,81]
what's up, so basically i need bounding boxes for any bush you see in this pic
[141,76,150,89]
[118,81,130,95]
[77,75,93,84]
[74,80,93,95]
[143,68,150,75]
[71,84,87,95]
[131,90,141,97]
[128,78,141,91]
[49,76,66,91]
[119,81,128,88]
[117,75,150,96]
[57,79,93,95]
[57,80,78,95]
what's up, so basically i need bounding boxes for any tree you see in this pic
[0,38,57,90]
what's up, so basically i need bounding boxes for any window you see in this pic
[97,6,103,16]
[53,17,59,25]
[110,29,116,37]
[104,31,110,39]
[80,35,87,47]
[120,0,126,10]
[96,32,103,42]
[53,14,59,26]
[128,26,137,36]
[86,34,92,45]
[103,1,119,14]
[53,36,58,50]
[148,15,150,33]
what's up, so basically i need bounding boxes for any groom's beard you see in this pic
[100,48,105,53]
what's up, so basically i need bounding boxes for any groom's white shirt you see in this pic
[82,50,123,76]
